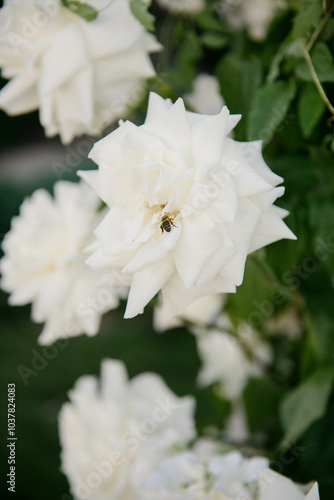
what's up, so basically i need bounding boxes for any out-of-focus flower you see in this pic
[81,92,295,319]
[134,440,319,500]
[220,0,287,41]
[265,307,303,340]
[0,180,121,345]
[156,0,204,14]
[185,74,225,115]
[153,294,224,332]
[194,316,272,400]
[59,358,196,500]
[133,443,269,500]
[223,403,250,443]
[0,0,160,143]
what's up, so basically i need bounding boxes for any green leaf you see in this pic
[227,257,289,326]
[291,0,322,41]
[247,80,296,144]
[280,367,334,444]
[61,0,98,21]
[296,43,334,82]
[216,55,262,141]
[298,83,326,138]
[195,8,228,33]
[201,31,229,49]
[130,0,155,32]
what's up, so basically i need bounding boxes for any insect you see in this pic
[160,213,177,233]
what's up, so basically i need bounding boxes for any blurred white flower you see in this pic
[194,316,272,400]
[0,180,121,345]
[80,92,295,319]
[134,441,320,500]
[265,307,303,340]
[59,358,196,500]
[223,403,250,443]
[0,0,160,143]
[153,294,224,332]
[156,0,204,14]
[133,443,269,500]
[220,0,287,41]
[185,74,225,115]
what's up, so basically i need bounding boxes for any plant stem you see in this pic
[306,3,334,52]
[303,46,334,117]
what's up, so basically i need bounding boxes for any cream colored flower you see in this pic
[185,74,225,115]
[0,180,120,344]
[220,0,287,41]
[133,444,269,500]
[156,0,204,14]
[134,443,319,500]
[153,294,224,332]
[194,316,272,400]
[59,358,196,500]
[0,0,160,143]
[265,307,303,340]
[80,92,295,319]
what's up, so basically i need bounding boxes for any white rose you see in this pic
[265,307,303,340]
[185,74,225,115]
[134,442,319,500]
[133,444,269,500]
[220,0,287,41]
[0,0,160,143]
[59,358,196,500]
[80,92,296,319]
[153,294,224,332]
[223,403,250,443]
[156,0,204,14]
[194,316,272,400]
[0,180,121,344]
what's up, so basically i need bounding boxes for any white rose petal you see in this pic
[80,92,296,319]
[153,293,224,332]
[0,0,160,143]
[258,469,320,500]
